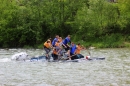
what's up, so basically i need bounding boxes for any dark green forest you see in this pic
[0,0,130,48]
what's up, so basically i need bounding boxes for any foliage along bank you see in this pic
[0,0,130,48]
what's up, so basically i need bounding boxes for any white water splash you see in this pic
[0,58,11,62]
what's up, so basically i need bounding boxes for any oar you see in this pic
[57,54,63,61]
[67,54,77,60]
[87,49,91,56]
[59,54,77,60]
[83,48,91,57]
[86,47,95,60]
[81,45,91,57]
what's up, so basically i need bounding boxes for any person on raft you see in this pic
[69,42,77,60]
[75,43,84,59]
[66,42,84,60]
[62,35,71,52]
[43,39,52,61]
[52,35,59,47]
[52,40,62,60]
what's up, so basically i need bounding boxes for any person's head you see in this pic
[57,40,60,43]
[58,37,62,41]
[67,35,70,39]
[59,37,62,39]
[56,35,59,38]
[48,38,52,41]
[78,43,80,45]
[49,38,51,40]
[47,39,51,43]
[71,42,74,46]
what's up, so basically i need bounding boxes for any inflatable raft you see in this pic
[30,54,105,62]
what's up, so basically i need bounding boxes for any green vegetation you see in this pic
[0,0,130,48]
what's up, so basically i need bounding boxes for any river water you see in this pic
[0,48,130,86]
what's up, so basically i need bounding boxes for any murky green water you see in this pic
[0,48,130,86]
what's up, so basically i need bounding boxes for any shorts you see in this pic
[55,46,61,51]
[52,53,58,60]
[70,53,77,60]
[44,48,51,54]
[71,55,78,60]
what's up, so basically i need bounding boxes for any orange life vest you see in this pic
[53,49,57,55]
[44,42,51,48]
[55,42,60,47]
[58,39,62,43]
[75,45,81,54]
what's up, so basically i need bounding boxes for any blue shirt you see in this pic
[70,44,76,54]
[62,37,71,45]
[52,38,58,46]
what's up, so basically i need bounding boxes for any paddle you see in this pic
[81,47,91,58]
[67,54,77,60]
[57,54,64,61]
[87,49,91,56]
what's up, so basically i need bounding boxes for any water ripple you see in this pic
[0,48,130,86]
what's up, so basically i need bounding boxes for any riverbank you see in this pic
[81,41,130,49]
[22,41,130,49]
[1,41,130,49]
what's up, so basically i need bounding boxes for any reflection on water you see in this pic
[0,48,130,86]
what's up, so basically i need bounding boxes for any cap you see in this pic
[47,39,51,42]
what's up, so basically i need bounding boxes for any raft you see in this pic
[30,54,105,62]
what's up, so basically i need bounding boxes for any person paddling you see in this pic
[58,37,63,46]
[55,40,62,55]
[75,43,84,59]
[65,43,85,60]
[52,38,64,61]
[75,43,83,54]
[52,47,59,60]
[52,35,59,47]
[62,35,71,52]
[69,42,77,60]
[43,39,52,61]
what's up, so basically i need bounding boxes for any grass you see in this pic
[23,34,130,49]
[73,33,130,49]
[124,42,130,47]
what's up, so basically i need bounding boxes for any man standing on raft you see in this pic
[62,35,71,51]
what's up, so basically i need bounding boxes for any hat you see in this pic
[47,39,51,42]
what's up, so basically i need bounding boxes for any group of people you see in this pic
[43,35,84,61]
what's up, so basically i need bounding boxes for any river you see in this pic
[0,48,130,86]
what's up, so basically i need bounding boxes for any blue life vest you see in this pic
[70,44,76,54]
[62,37,71,45]
[52,38,58,46]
